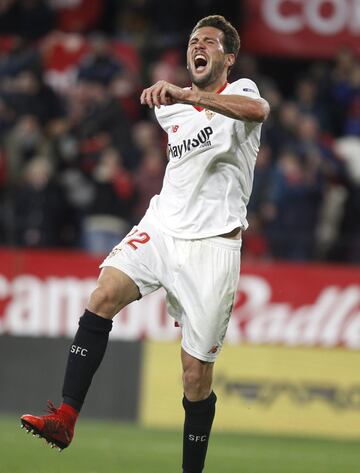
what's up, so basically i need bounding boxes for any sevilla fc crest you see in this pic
[205,109,215,120]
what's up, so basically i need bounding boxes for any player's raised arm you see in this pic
[140,80,269,123]
[183,90,270,123]
[140,80,188,109]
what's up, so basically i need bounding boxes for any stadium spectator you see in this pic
[52,0,104,34]
[264,101,300,159]
[331,48,360,136]
[1,69,64,126]
[263,150,323,260]
[0,97,15,138]
[242,214,269,262]
[329,137,360,263]
[12,156,68,247]
[77,34,123,87]
[132,119,165,155]
[0,0,56,40]
[4,115,53,184]
[332,180,360,263]
[0,3,358,265]
[294,77,328,131]
[343,64,360,136]
[247,144,273,216]
[0,36,42,79]
[148,50,189,89]
[294,114,346,186]
[68,78,138,170]
[81,147,134,254]
[132,147,166,222]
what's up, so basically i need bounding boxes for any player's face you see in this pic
[187,26,233,89]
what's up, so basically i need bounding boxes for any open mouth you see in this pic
[194,54,208,73]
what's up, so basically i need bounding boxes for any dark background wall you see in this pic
[0,336,143,421]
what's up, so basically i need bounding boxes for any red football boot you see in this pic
[20,401,78,451]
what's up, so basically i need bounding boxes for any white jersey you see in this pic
[146,78,263,239]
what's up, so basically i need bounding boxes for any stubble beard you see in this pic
[188,58,226,89]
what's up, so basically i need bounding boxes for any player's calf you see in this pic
[182,391,217,473]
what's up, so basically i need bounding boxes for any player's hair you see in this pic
[190,15,240,58]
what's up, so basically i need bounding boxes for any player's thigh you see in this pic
[179,236,241,362]
[95,218,167,316]
[88,266,140,317]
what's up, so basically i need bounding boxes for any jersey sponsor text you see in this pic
[168,126,213,160]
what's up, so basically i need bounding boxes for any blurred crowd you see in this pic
[0,0,359,264]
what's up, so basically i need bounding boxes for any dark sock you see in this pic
[182,391,217,473]
[62,309,113,412]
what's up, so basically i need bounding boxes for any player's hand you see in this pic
[140,80,191,108]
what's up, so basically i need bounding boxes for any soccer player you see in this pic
[20,15,269,473]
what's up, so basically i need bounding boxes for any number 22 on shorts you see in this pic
[125,228,151,250]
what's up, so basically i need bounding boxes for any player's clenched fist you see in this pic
[140,80,191,108]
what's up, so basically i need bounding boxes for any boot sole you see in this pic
[20,418,68,451]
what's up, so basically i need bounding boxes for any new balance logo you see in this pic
[171,125,179,133]
[208,345,219,354]
[188,434,207,442]
[70,345,88,357]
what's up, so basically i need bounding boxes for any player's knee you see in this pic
[183,368,212,401]
[88,285,121,319]
[87,267,140,318]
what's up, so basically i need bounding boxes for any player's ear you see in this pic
[226,53,235,68]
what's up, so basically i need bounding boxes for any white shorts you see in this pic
[100,215,241,362]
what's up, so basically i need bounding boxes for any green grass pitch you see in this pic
[1,415,360,473]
